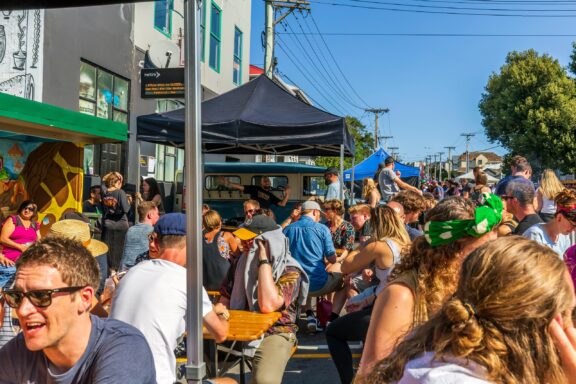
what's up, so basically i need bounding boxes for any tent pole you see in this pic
[339,144,344,201]
[184,1,205,383]
[350,155,355,206]
[135,141,141,224]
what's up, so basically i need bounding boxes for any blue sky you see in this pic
[249,0,576,163]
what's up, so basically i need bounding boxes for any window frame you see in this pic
[200,0,207,62]
[209,1,222,73]
[233,26,243,85]
[154,0,174,38]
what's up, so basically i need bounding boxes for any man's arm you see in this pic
[255,239,285,313]
[322,226,337,264]
[219,177,245,192]
[203,303,229,343]
[394,178,421,194]
[277,185,291,207]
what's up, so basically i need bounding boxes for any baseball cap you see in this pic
[325,167,339,175]
[233,215,278,241]
[384,156,395,165]
[301,200,323,212]
[154,213,186,235]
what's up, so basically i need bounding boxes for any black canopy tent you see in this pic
[137,75,355,156]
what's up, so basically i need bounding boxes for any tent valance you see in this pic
[137,75,354,157]
[0,93,127,143]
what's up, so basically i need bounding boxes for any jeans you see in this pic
[325,306,373,384]
[250,332,297,384]
[0,264,16,289]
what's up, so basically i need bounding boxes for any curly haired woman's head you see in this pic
[389,197,496,318]
[367,236,574,384]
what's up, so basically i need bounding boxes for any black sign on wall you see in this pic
[141,68,185,99]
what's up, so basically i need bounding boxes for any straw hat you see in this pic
[49,219,108,257]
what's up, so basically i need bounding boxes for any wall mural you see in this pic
[0,9,44,101]
[0,141,83,231]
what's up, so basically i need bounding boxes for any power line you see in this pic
[278,32,576,37]
[276,70,329,111]
[326,0,576,12]
[307,0,576,17]
[307,13,372,108]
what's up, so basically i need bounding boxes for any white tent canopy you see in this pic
[455,170,500,183]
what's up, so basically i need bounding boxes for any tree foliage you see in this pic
[479,49,576,174]
[570,42,576,77]
[314,116,375,169]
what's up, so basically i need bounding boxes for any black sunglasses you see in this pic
[22,206,36,212]
[3,286,86,309]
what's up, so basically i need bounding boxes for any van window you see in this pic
[251,176,288,191]
[205,175,240,190]
[304,176,327,197]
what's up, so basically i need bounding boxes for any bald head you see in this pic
[387,201,406,223]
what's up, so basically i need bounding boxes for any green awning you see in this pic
[0,92,127,143]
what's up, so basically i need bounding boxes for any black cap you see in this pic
[384,156,395,165]
[325,166,339,175]
[233,215,278,240]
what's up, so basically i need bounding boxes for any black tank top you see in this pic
[202,230,232,291]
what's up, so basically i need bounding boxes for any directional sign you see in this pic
[140,68,185,99]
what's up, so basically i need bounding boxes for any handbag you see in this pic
[316,296,333,327]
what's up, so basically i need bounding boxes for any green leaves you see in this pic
[479,49,576,174]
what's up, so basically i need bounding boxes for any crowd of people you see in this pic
[2,159,576,384]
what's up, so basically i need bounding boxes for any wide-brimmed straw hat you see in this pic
[49,219,108,257]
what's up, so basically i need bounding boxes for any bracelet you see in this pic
[258,259,271,267]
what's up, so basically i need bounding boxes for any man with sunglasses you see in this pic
[499,177,542,235]
[110,213,229,384]
[0,236,156,383]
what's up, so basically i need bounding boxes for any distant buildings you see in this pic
[456,151,503,178]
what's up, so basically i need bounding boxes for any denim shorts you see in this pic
[0,264,16,289]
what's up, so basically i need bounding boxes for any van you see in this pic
[174,162,329,224]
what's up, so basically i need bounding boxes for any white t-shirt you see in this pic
[110,259,213,384]
[522,223,571,258]
[398,352,489,384]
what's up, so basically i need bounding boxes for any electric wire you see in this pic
[276,70,330,111]
[278,32,576,37]
[327,0,576,12]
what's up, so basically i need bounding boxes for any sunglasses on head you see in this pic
[2,286,86,309]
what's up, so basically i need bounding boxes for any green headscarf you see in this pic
[424,193,503,247]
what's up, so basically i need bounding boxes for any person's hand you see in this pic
[362,268,373,282]
[255,239,268,260]
[218,176,227,186]
[549,315,576,383]
[0,255,14,267]
[284,185,291,193]
[290,207,301,220]
[135,192,142,201]
[396,170,401,177]
[213,303,230,319]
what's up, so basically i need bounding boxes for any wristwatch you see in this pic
[258,259,271,267]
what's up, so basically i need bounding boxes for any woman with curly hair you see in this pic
[365,236,575,384]
[523,188,576,257]
[356,195,503,379]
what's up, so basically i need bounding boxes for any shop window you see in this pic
[206,175,240,191]
[209,2,222,72]
[304,176,327,197]
[233,27,243,85]
[154,144,179,182]
[252,175,288,191]
[154,0,173,37]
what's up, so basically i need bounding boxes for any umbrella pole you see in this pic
[184,0,205,383]
[135,141,141,224]
[350,156,355,206]
[339,144,344,201]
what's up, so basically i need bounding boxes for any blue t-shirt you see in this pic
[522,223,571,257]
[325,181,341,201]
[283,216,336,292]
[120,223,154,271]
[0,315,156,384]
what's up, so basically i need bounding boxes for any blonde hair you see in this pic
[367,236,571,384]
[102,172,122,188]
[540,169,565,200]
[202,210,222,232]
[388,197,476,318]
[349,203,371,216]
[363,177,377,201]
[370,205,410,248]
[324,199,345,216]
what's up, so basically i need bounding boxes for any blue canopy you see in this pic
[344,148,420,181]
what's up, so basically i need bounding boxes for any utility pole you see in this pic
[433,154,438,180]
[264,0,311,78]
[426,155,432,179]
[365,108,390,150]
[379,135,393,153]
[444,146,455,178]
[460,133,476,174]
[438,152,445,181]
[389,146,399,160]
